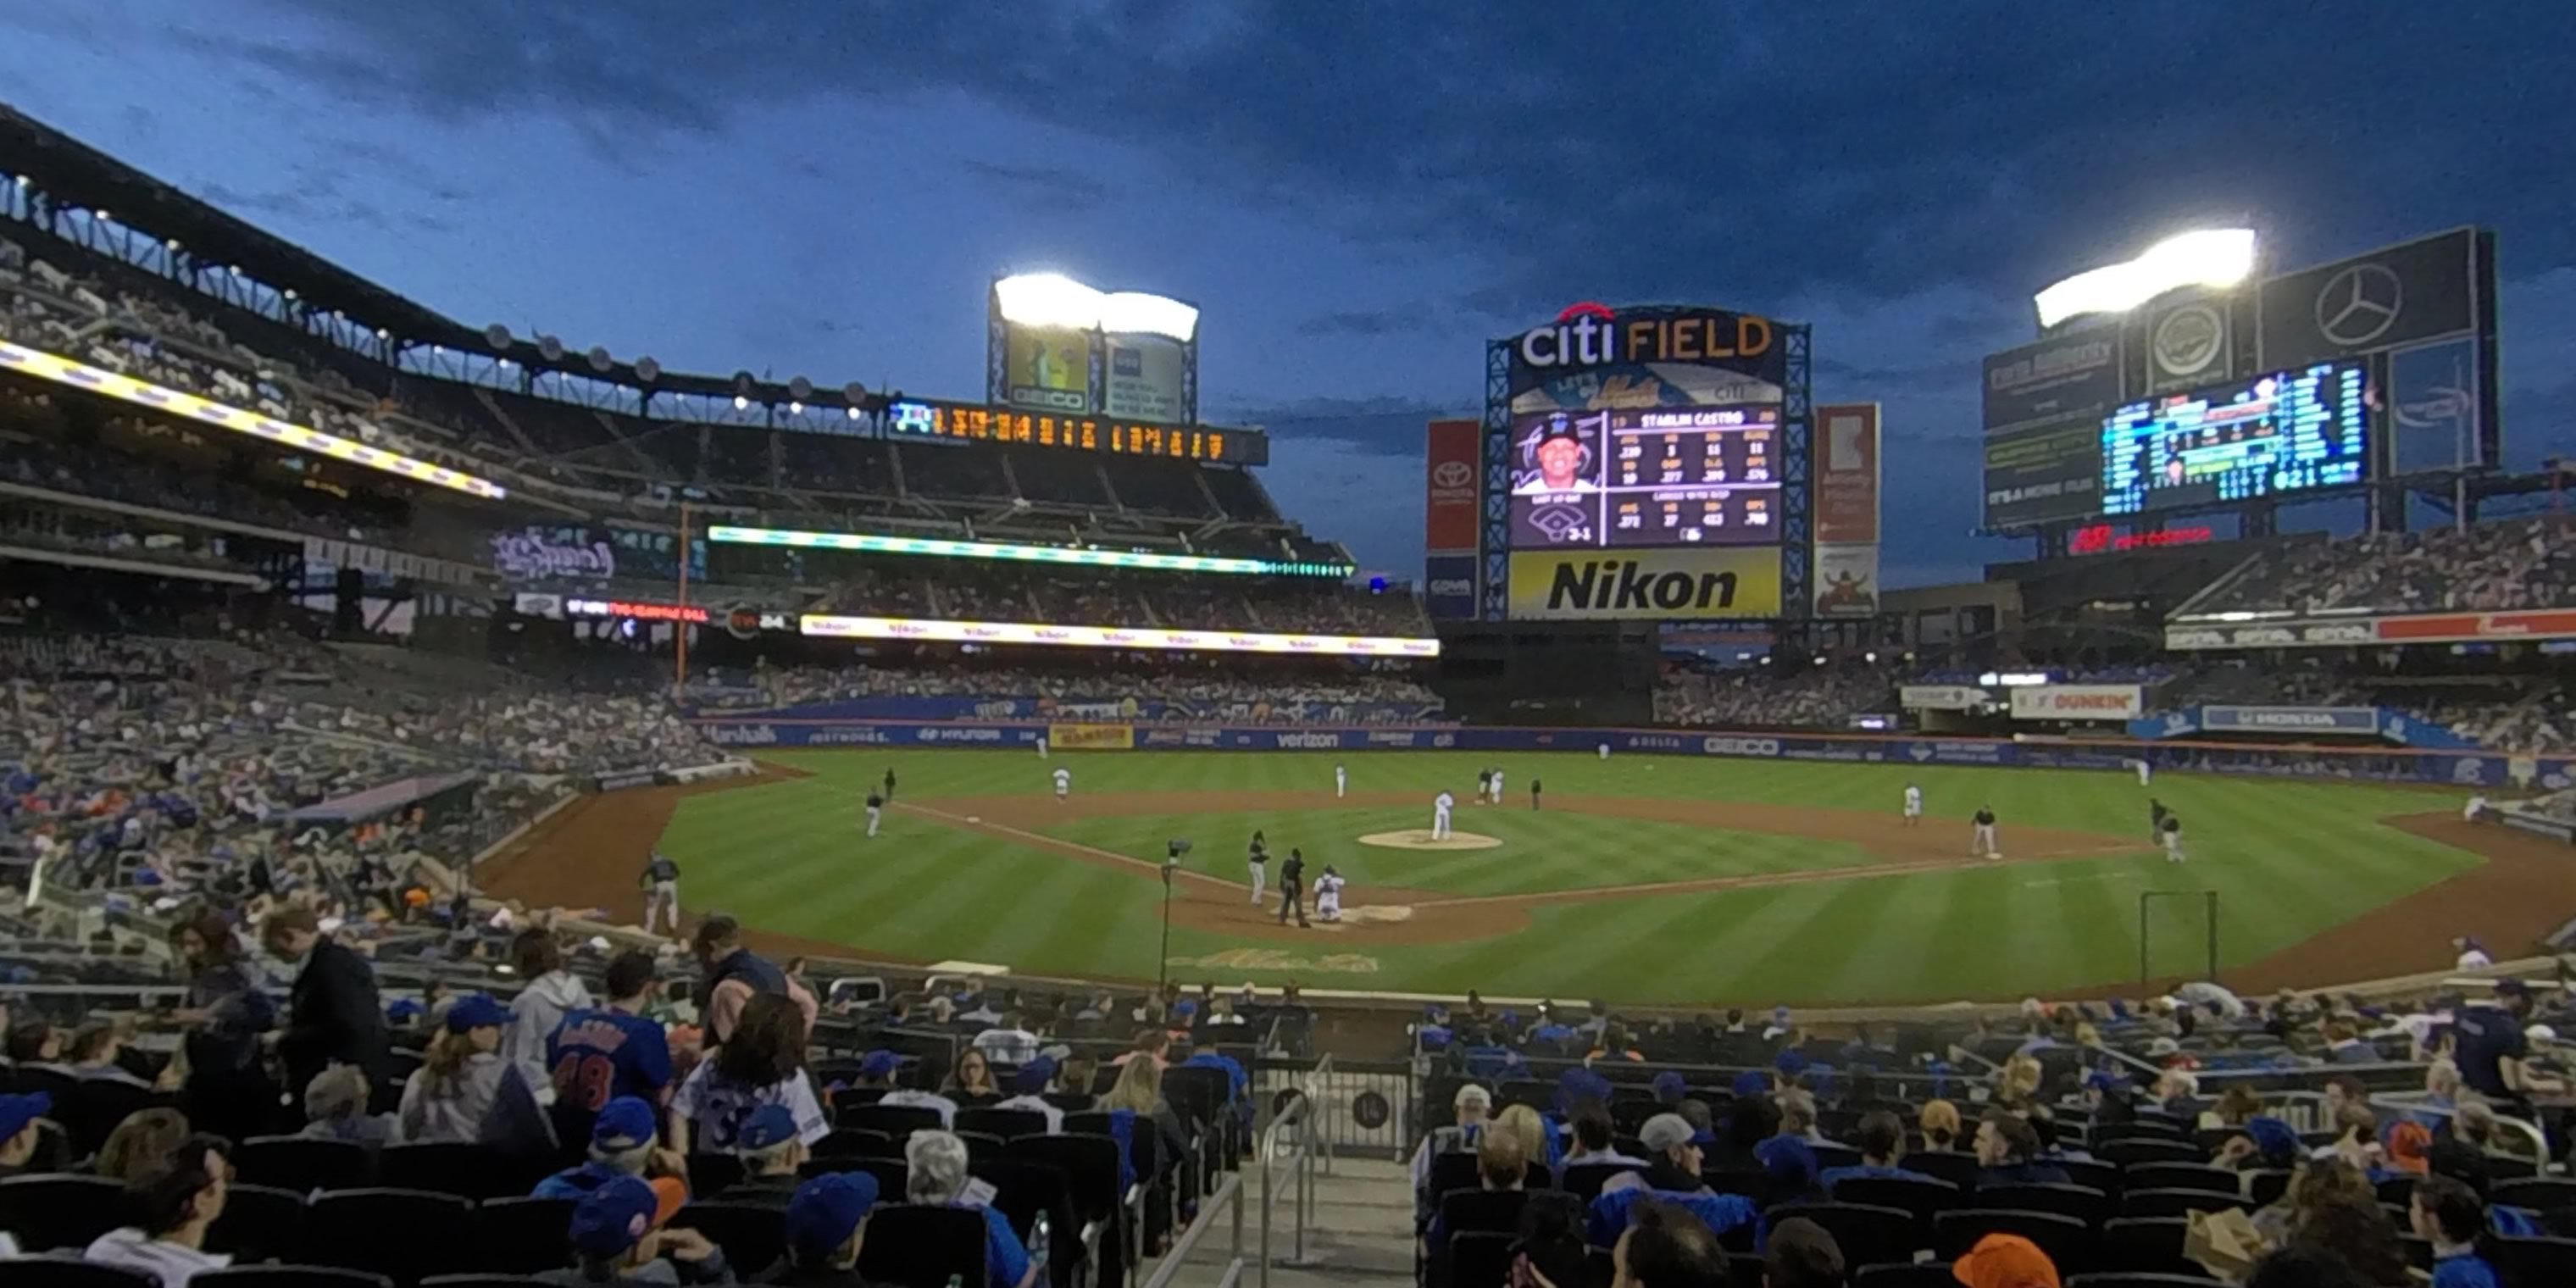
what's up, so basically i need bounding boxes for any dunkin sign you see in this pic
[2009,685,2146,721]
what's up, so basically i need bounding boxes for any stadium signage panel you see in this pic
[1983,326,2124,430]
[2068,524,2215,555]
[1516,302,1775,370]
[1504,547,1782,620]
[490,527,615,580]
[2374,608,2576,644]
[884,397,1264,466]
[2257,228,2484,372]
[1422,553,1477,620]
[0,340,507,499]
[2100,362,2369,517]
[1423,419,1481,553]
[1899,686,1990,710]
[797,613,1439,658]
[565,597,710,624]
[2008,684,2144,720]
[2168,608,2576,649]
[705,525,1345,576]
[2199,706,2380,734]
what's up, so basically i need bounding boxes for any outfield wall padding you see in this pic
[689,717,2576,791]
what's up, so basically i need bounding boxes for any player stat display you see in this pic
[1507,407,1781,547]
[2101,361,2368,516]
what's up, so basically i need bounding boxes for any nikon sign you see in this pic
[1507,547,1781,620]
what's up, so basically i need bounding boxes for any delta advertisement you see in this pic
[1506,547,1782,621]
[687,718,2567,787]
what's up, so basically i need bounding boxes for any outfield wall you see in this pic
[691,716,2576,792]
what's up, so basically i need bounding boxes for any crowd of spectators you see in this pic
[813,563,1430,639]
[1654,666,1897,729]
[724,659,1444,720]
[2193,518,2576,619]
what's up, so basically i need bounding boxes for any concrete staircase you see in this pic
[1147,1154,1417,1288]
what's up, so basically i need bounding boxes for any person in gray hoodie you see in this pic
[399,994,513,1143]
[507,929,595,1095]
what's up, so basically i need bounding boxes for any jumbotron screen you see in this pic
[2100,361,2368,516]
[1506,406,1781,547]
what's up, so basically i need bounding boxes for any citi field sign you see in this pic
[1514,302,1776,371]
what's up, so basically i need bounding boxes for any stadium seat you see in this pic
[670,1201,786,1276]
[1975,1183,2111,1228]
[837,1103,945,1141]
[2057,1158,2120,1195]
[1852,1264,1957,1288]
[0,1174,128,1252]
[686,1153,746,1198]
[2090,1120,2187,1146]
[2099,1218,2208,1278]
[2493,1177,2576,1219]
[236,1136,375,1193]
[1437,1188,1530,1237]
[302,1190,477,1285]
[2373,1175,2417,1207]
[2098,1140,2202,1168]
[970,1157,1084,1287]
[1830,1174,1959,1225]
[1447,1230,1516,1288]
[0,1258,160,1288]
[2244,1169,2292,1207]
[2119,1189,2251,1219]
[1008,1134,1124,1225]
[813,1128,896,1159]
[1062,1111,1116,1138]
[2119,1163,2239,1196]
[1935,1210,2093,1275]
[1428,1151,1480,1202]
[2062,1275,2221,1288]
[1809,1143,1861,1172]
[65,1080,176,1159]
[958,1130,1008,1163]
[380,1143,541,1201]
[208,1183,308,1264]
[1721,1252,1766,1288]
[1762,1202,1923,1266]
[2489,1236,2576,1285]
[419,1279,554,1288]
[196,1269,393,1288]
[955,1107,1052,1141]
[473,1196,575,1274]
[1562,1162,1641,1201]
[1901,1152,1978,1189]
[856,1205,991,1288]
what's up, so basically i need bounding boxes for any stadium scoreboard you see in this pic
[1508,406,1781,548]
[886,396,1267,465]
[2101,362,2367,515]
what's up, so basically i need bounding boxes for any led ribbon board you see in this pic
[709,525,1348,576]
[800,613,1439,657]
[0,340,507,499]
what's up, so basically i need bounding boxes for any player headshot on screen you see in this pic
[1513,415,1598,496]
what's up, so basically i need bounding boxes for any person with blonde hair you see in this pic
[1492,1103,1552,1173]
[1918,1100,1963,1152]
[93,1108,191,1184]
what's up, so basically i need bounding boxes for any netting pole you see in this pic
[2138,892,2151,985]
[2205,891,2221,982]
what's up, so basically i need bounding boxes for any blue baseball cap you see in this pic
[738,1104,802,1152]
[1730,1070,1770,1097]
[786,1172,880,1257]
[593,1096,658,1151]
[859,1050,902,1079]
[0,1092,50,1139]
[569,1175,672,1257]
[1756,1135,1818,1191]
[446,994,509,1033]
[1774,1051,1810,1078]
[2246,1116,2300,1161]
[1651,1071,1687,1103]
[1009,1056,1057,1097]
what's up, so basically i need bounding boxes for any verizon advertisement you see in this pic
[1424,419,1481,554]
[2010,684,2145,721]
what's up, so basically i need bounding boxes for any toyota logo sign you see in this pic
[1430,460,1474,490]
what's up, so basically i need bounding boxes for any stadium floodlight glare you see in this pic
[801,613,1438,658]
[993,272,1199,342]
[2031,228,2257,329]
[708,525,1349,577]
[0,339,507,499]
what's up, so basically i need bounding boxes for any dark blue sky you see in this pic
[5,2,2573,584]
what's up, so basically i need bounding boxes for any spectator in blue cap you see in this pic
[546,1174,725,1285]
[1729,1070,1770,1099]
[775,1172,880,1287]
[0,1091,51,1179]
[1756,1135,1824,1209]
[1588,1113,1757,1245]
[993,1054,1065,1133]
[715,1104,809,1205]
[860,1049,958,1127]
[1651,1071,1687,1107]
[2223,1115,2301,1173]
[536,1096,666,1199]
[399,993,512,1144]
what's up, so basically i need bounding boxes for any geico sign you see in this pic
[1429,578,1473,596]
[1702,736,1782,757]
[1518,302,1774,369]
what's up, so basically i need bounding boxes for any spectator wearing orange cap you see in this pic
[1951,1233,2057,1288]
[541,1174,724,1285]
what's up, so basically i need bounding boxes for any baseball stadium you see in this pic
[3,96,2575,1288]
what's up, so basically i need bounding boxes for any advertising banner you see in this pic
[1506,547,1781,620]
[1002,322,1095,414]
[1812,545,1879,618]
[2138,294,2236,395]
[1102,335,1185,422]
[1423,554,1477,620]
[1899,686,1990,711]
[1047,723,1135,751]
[1813,403,1880,545]
[2257,228,2483,373]
[799,613,1439,658]
[1424,419,1482,553]
[2010,685,2145,721]
[2386,336,2486,475]
[2163,621,2380,649]
[1982,416,2105,528]
[1503,303,1786,409]
[1982,325,2123,430]
[2200,706,2380,734]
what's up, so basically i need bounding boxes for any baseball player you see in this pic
[1970,805,2001,860]
[1247,830,1270,906]
[1335,763,1346,799]
[1902,782,1923,827]
[1597,742,1610,760]
[2148,797,2170,845]
[1490,768,1506,805]
[2158,813,2185,863]
[1474,769,1492,804]
[2463,794,2488,822]
[639,851,680,935]
[1530,777,1542,811]
[1037,735,1050,759]
[881,767,897,802]
[1314,865,1345,922]
[1432,790,1456,841]
[2132,757,2152,787]
[1052,765,1071,802]
[1278,848,1310,927]
[864,788,885,838]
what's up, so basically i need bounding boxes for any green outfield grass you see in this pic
[655,749,2486,1005]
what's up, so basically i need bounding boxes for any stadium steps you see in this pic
[1146,1155,1418,1283]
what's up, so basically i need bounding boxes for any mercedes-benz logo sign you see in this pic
[2316,263,2403,347]
[2151,303,2225,378]
[1430,460,1473,489]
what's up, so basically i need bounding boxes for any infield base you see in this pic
[1358,829,1501,852]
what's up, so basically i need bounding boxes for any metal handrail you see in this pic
[1137,1169,1246,1288]
[1256,1051,1334,1288]
[2356,1091,2555,1166]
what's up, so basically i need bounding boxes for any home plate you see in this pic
[1358,830,1501,851]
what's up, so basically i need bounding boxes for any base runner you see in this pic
[1315,865,1345,922]
[1971,806,2001,860]
[1247,830,1270,906]
[864,788,884,838]
[1052,766,1071,802]
[2158,814,2185,863]
[1902,783,1923,827]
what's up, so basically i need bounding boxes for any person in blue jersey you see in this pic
[1589,1113,1756,1247]
[548,951,673,1149]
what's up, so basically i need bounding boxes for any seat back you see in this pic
[2098,1218,2207,1279]
[2098,1139,2201,1168]
[2488,1236,2576,1286]
[972,1158,1077,1251]
[379,1143,533,1202]
[1851,1263,1957,1288]
[1830,1175,1959,1226]
[1935,1209,2093,1275]
[1561,1163,1640,1202]
[1436,1188,1530,1237]
[840,1104,944,1141]
[1007,1133,1122,1222]
[208,1184,308,1263]
[856,1205,992,1288]
[1903,1152,1978,1189]
[0,1173,129,1252]
[814,1128,895,1159]
[955,1108,1051,1141]
[2118,1188,2250,1220]
[302,1190,477,1285]
[0,1257,163,1288]
[474,1196,575,1274]
[2122,1163,2239,1196]
[670,1201,787,1277]
[1427,1151,1479,1202]
[1448,1230,1516,1288]
[1763,1202,1924,1267]
[196,1269,395,1288]
[237,1136,375,1193]
[1975,1183,2110,1227]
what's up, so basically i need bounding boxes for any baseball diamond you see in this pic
[478,748,2554,1007]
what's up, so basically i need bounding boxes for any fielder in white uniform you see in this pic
[1902,784,1923,827]
[2159,816,2185,863]
[1598,742,1610,760]
[2132,758,2152,787]
[2464,795,2488,822]
[1490,769,1506,805]
[1038,736,1050,759]
[1314,866,1345,922]
[1335,763,1346,799]
[1052,766,1071,802]
[1431,790,1455,840]
[1246,831,1269,905]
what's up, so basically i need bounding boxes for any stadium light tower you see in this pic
[993,272,1199,341]
[2032,228,2257,329]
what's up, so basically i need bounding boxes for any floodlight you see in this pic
[2033,229,2257,328]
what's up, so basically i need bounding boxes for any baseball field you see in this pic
[481,750,2568,1007]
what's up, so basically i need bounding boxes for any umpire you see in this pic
[1278,848,1311,928]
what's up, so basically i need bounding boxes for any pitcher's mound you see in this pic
[1359,830,1502,851]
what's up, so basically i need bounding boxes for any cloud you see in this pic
[1295,303,1435,338]
[958,158,1111,212]
[1257,434,1424,574]
[1219,394,1469,457]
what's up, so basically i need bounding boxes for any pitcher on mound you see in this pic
[1431,789,1456,841]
